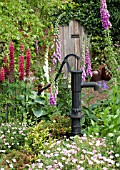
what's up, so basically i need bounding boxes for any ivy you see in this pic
[54,0,120,43]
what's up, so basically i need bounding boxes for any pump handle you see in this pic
[37,54,80,95]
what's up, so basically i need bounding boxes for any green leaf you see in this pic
[29,91,37,100]
[91,119,95,126]
[86,95,94,103]
[27,101,34,105]
[58,102,64,108]
[32,108,48,117]
[81,116,85,125]
[35,97,45,104]
[89,114,98,122]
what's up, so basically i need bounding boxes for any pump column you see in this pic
[70,70,84,135]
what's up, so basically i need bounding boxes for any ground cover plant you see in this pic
[0,119,120,169]
[0,132,120,169]
[0,121,28,153]
[0,0,120,169]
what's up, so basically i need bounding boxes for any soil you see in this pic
[83,88,108,105]
[82,81,109,106]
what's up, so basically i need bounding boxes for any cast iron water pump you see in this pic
[38,54,99,135]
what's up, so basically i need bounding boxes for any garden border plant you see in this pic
[0,0,120,169]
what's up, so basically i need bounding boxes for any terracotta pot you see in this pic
[101,67,111,81]
[99,65,111,81]
[91,70,101,82]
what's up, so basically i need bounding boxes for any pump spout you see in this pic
[81,82,99,91]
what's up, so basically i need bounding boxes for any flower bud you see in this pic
[0,67,5,82]
[26,49,31,77]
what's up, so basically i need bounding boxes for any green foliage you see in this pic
[107,0,120,42]
[0,121,28,153]
[24,121,52,154]
[0,0,55,123]
[90,31,119,75]
[0,78,34,123]
[87,78,120,137]
[0,0,71,125]
[26,91,61,125]
[46,114,71,138]
[81,94,99,132]
[57,74,72,115]
[102,30,119,76]
[0,0,68,55]
[0,0,62,70]
[0,0,44,52]
[56,0,120,42]
[25,114,71,154]
[90,35,106,67]
[55,0,101,35]
[28,135,118,169]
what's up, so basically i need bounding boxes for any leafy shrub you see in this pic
[24,121,52,154]
[47,114,71,138]
[25,115,71,155]
[87,80,120,157]
[87,78,120,137]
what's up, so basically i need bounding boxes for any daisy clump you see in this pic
[27,134,118,170]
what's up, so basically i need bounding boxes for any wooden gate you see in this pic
[59,20,89,74]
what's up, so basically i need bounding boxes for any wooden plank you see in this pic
[63,25,69,77]
[81,27,86,69]
[74,21,80,70]
[68,20,75,71]
[79,23,83,69]
[64,26,69,57]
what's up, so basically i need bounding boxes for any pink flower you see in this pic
[80,66,86,82]
[56,40,61,61]
[9,42,14,73]
[72,157,78,163]
[100,0,112,30]
[53,163,58,168]
[20,44,24,54]
[38,163,43,168]
[0,67,5,82]
[3,56,9,76]
[26,49,31,77]
[96,139,101,146]
[88,159,93,165]
[49,88,58,106]
[81,136,87,140]
[18,56,24,80]
[52,52,57,64]
[81,154,84,160]
[82,149,87,154]
[49,91,56,106]
[79,167,84,170]
[9,42,15,82]
[52,34,61,64]
[85,49,92,77]
[102,167,108,170]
